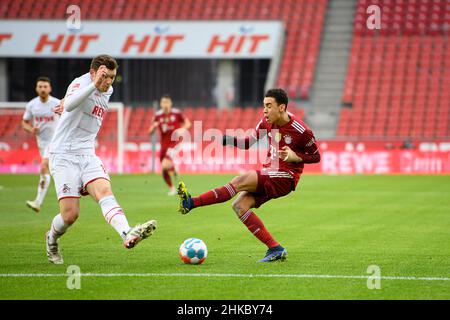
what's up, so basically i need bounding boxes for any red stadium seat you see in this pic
[1,0,324,94]
[337,0,449,139]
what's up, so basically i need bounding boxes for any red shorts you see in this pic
[159,146,175,162]
[252,169,297,208]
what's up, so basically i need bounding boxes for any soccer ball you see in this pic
[179,238,208,265]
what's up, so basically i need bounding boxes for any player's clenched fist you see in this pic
[278,146,300,163]
[93,65,108,90]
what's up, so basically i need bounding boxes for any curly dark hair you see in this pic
[265,88,288,109]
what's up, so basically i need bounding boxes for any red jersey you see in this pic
[152,108,185,149]
[253,113,319,184]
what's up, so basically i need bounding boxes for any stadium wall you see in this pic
[1,141,449,175]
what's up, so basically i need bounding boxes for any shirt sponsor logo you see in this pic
[34,116,54,122]
[274,132,282,143]
[91,105,106,119]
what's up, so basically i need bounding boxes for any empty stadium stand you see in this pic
[0,0,328,99]
[1,0,447,144]
[338,0,449,139]
[0,112,31,149]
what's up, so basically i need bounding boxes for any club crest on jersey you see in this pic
[275,132,282,143]
[284,134,292,144]
[62,184,71,194]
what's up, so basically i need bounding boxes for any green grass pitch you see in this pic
[0,173,449,299]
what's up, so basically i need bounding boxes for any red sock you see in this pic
[240,210,279,248]
[162,169,173,188]
[192,183,237,207]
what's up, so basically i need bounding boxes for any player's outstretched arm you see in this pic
[222,135,257,150]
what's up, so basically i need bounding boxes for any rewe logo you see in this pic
[92,105,106,120]
[35,116,54,122]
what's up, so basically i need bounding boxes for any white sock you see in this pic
[99,195,131,239]
[35,174,51,207]
[48,213,69,245]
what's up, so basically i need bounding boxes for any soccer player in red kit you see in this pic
[148,95,191,195]
[177,88,320,262]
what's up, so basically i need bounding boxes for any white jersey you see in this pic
[49,73,113,155]
[23,95,60,149]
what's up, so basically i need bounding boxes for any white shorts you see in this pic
[49,153,110,200]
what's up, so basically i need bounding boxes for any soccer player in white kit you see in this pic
[46,55,157,264]
[22,77,60,213]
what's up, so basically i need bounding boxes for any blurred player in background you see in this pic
[46,55,157,264]
[148,95,191,195]
[177,88,320,262]
[22,77,60,213]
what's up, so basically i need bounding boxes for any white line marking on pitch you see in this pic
[0,273,449,282]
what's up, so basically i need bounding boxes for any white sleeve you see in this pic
[22,102,33,121]
[53,98,61,121]
[64,80,96,112]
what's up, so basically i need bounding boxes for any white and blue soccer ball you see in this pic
[179,238,208,265]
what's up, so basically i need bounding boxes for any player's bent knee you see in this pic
[162,159,173,171]
[61,208,79,225]
[86,179,113,202]
[63,214,78,225]
[230,175,245,190]
[95,186,113,201]
[230,171,257,192]
[231,199,249,217]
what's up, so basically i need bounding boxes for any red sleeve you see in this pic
[178,112,185,123]
[295,131,320,164]
[235,118,267,149]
